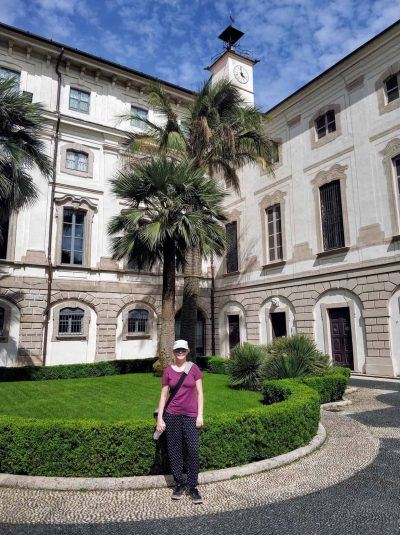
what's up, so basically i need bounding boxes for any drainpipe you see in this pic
[42,47,64,366]
[210,252,216,355]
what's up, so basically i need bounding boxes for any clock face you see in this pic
[233,65,249,84]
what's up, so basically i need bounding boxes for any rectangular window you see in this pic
[131,106,148,128]
[225,221,238,273]
[0,216,9,259]
[320,180,345,251]
[316,111,336,139]
[128,309,148,334]
[228,314,240,351]
[270,141,280,164]
[385,75,399,104]
[266,204,283,262]
[61,208,85,265]
[69,88,90,113]
[0,307,4,337]
[0,67,20,84]
[59,308,84,335]
[66,150,88,172]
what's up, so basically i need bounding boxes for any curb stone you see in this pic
[0,423,326,491]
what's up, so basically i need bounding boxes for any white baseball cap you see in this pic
[173,339,189,350]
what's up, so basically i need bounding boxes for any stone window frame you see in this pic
[54,195,97,268]
[223,209,242,276]
[122,303,155,340]
[258,190,287,267]
[376,61,400,115]
[309,104,341,150]
[311,164,350,257]
[52,300,91,341]
[60,143,94,178]
[260,138,283,174]
[380,138,400,239]
[0,299,12,343]
[0,211,18,263]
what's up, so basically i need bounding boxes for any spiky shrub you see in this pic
[228,343,268,391]
[261,334,330,380]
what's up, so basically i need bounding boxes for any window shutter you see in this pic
[226,221,238,273]
[320,180,345,250]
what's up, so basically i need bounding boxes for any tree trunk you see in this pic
[153,238,176,375]
[180,246,201,360]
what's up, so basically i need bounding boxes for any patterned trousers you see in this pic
[164,411,200,487]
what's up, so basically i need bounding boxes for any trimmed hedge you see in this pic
[0,358,156,382]
[208,357,228,374]
[0,380,320,477]
[262,381,292,405]
[299,370,349,404]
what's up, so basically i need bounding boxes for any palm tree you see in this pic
[107,157,227,373]
[0,77,52,243]
[125,78,275,357]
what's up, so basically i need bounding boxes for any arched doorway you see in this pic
[175,309,206,356]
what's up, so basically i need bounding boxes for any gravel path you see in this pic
[0,377,399,534]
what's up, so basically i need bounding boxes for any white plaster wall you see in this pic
[115,310,157,359]
[389,288,400,376]
[46,306,97,365]
[0,299,20,367]
[314,289,366,373]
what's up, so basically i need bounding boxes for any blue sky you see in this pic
[1,0,400,110]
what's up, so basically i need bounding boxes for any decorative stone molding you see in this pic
[54,195,97,268]
[375,62,400,115]
[311,164,350,254]
[258,190,287,267]
[380,138,400,237]
[60,142,94,178]
[51,300,91,341]
[121,302,156,340]
[0,299,12,342]
[356,224,385,247]
[309,103,341,150]
[21,249,47,265]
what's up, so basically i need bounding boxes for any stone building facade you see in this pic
[0,21,400,376]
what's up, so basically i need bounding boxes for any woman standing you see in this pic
[156,339,204,503]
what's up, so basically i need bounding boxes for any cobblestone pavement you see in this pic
[0,378,399,534]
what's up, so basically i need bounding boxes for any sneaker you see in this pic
[188,486,203,504]
[171,483,186,500]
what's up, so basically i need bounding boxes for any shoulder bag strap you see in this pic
[164,361,194,414]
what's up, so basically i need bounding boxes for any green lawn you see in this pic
[0,373,263,423]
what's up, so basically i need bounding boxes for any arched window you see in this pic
[0,306,4,337]
[58,307,84,335]
[66,150,89,172]
[128,309,149,334]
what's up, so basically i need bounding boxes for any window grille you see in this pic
[225,221,238,273]
[66,150,89,172]
[0,307,4,337]
[128,309,148,333]
[385,74,399,104]
[266,204,283,262]
[58,307,84,335]
[69,88,90,113]
[131,106,148,128]
[315,110,336,139]
[320,180,345,251]
[61,208,85,265]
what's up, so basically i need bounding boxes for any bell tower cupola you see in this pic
[206,24,258,105]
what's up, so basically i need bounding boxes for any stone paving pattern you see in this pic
[0,378,400,534]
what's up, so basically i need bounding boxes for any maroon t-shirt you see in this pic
[162,364,202,417]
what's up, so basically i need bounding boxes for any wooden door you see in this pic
[328,307,354,369]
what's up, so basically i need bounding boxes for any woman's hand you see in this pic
[196,416,203,428]
[156,418,166,433]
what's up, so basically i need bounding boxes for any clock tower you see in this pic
[206,25,258,105]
